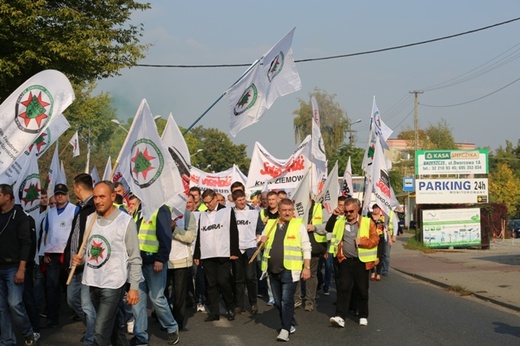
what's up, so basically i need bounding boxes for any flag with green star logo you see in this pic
[227,27,301,136]
[0,70,74,176]
[13,147,41,220]
[116,99,184,220]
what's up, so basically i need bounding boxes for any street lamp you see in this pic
[349,118,362,146]
[111,119,129,133]
[191,148,203,157]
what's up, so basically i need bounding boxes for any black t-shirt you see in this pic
[267,222,288,274]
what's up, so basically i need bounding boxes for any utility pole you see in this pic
[409,90,423,152]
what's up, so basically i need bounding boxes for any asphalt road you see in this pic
[24,270,520,345]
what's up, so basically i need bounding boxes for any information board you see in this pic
[422,208,481,248]
[415,149,488,175]
[416,178,488,204]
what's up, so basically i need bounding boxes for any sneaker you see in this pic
[24,334,35,345]
[267,299,275,306]
[294,301,302,309]
[359,318,368,326]
[168,331,180,345]
[33,333,40,342]
[330,316,345,328]
[196,303,206,312]
[289,326,296,334]
[127,319,135,334]
[323,287,330,296]
[276,329,289,342]
[129,337,148,346]
[304,303,313,312]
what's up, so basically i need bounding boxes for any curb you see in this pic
[392,267,520,313]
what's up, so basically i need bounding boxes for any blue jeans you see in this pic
[0,267,34,346]
[33,263,45,318]
[269,270,297,332]
[68,271,96,346]
[132,263,178,343]
[318,255,333,290]
[90,285,125,346]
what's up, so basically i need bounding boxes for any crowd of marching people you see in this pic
[0,173,402,345]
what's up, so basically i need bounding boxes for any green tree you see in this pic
[489,140,520,175]
[0,0,150,100]
[398,118,457,153]
[489,163,520,218]
[328,144,364,176]
[293,88,351,157]
[186,127,250,173]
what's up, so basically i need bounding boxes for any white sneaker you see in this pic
[329,316,345,328]
[276,329,289,342]
[196,303,206,313]
[127,319,134,334]
[359,318,368,326]
[33,333,40,342]
[290,325,296,334]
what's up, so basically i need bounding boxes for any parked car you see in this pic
[507,219,520,238]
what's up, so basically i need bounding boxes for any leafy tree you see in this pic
[185,126,250,173]
[489,140,520,175]
[0,0,150,100]
[293,88,351,157]
[488,163,520,218]
[328,144,364,176]
[397,118,457,153]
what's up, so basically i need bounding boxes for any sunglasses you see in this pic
[346,209,356,214]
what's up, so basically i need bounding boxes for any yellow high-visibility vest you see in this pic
[329,216,377,263]
[261,218,304,272]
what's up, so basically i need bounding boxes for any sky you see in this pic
[96,0,520,160]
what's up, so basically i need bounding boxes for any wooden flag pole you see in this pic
[249,217,280,264]
[66,212,97,285]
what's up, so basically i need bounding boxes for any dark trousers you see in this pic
[23,264,40,333]
[203,258,234,316]
[44,253,63,324]
[166,267,188,329]
[233,252,257,309]
[333,257,369,319]
[90,285,127,346]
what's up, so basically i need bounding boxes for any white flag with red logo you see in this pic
[227,27,301,136]
[69,131,80,157]
[318,161,339,215]
[116,99,183,220]
[310,96,327,196]
[0,70,74,175]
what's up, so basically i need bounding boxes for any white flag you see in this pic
[161,113,191,195]
[310,96,327,196]
[69,131,80,157]
[0,112,72,185]
[341,156,354,197]
[364,138,400,216]
[318,161,339,215]
[90,166,100,185]
[228,27,301,136]
[13,147,41,220]
[102,156,112,181]
[116,99,184,220]
[60,160,67,186]
[0,70,74,175]
[291,170,311,223]
[362,97,393,174]
[47,142,66,197]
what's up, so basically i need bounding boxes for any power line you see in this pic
[420,75,520,108]
[135,17,520,68]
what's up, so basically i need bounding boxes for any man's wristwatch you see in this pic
[305,266,311,270]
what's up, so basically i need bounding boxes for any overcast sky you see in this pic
[96,0,520,159]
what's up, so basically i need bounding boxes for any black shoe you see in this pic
[204,315,220,322]
[251,304,258,315]
[226,310,235,321]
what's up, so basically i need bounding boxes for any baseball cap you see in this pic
[54,183,68,194]
[372,203,380,210]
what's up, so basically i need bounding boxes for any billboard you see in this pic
[416,178,488,204]
[415,149,488,175]
[422,208,481,248]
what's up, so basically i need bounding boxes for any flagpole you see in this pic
[85,126,91,174]
[183,59,261,135]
